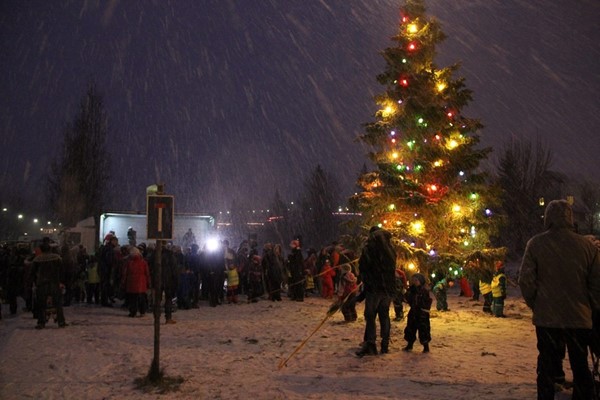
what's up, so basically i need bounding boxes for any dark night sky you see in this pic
[1,0,599,216]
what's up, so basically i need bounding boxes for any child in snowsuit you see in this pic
[403,273,433,353]
[320,259,335,299]
[393,266,408,321]
[479,278,493,314]
[226,262,239,304]
[432,277,454,311]
[491,261,506,317]
[337,264,358,322]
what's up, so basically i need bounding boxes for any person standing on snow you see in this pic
[31,238,67,329]
[355,226,397,357]
[519,199,600,400]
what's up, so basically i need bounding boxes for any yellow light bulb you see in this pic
[437,82,446,92]
[407,24,418,33]
[382,105,395,118]
[447,139,459,150]
[410,220,425,235]
[452,204,461,213]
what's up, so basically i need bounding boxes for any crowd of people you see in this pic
[0,232,366,326]
[2,202,600,399]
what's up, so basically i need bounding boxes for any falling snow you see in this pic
[1,1,598,213]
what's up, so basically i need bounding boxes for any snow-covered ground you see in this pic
[0,272,580,400]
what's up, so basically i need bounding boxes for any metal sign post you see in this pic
[146,184,174,381]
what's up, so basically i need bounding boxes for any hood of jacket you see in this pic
[543,199,574,230]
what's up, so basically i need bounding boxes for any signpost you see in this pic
[145,185,174,381]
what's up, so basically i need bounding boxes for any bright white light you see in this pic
[17,214,23,219]
[205,238,220,252]
[33,218,38,223]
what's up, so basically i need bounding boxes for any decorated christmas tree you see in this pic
[351,0,504,280]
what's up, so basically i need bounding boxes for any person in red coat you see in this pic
[320,259,336,299]
[122,247,150,317]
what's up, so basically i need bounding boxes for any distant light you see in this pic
[33,218,38,223]
[459,171,465,176]
[17,214,23,219]
[485,209,492,216]
[2,208,6,212]
[47,221,52,225]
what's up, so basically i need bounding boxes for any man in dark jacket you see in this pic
[287,240,305,302]
[356,227,396,357]
[519,199,600,399]
[32,238,67,329]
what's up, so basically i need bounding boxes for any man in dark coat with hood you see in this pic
[519,199,600,399]
[356,227,397,357]
[32,238,67,329]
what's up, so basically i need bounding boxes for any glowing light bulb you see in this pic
[452,204,461,213]
[437,82,446,92]
[407,23,418,33]
[447,139,459,149]
[410,220,425,235]
[407,42,417,51]
[382,104,395,117]
[392,152,399,159]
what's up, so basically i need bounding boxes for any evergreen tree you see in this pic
[48,82,110,227]
[299,165,340,249]
[351,0,503,278]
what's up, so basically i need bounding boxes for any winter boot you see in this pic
[381,340,389,354]
[402,342,414,352]
[356,342,378,357]
[422,343,430,353]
